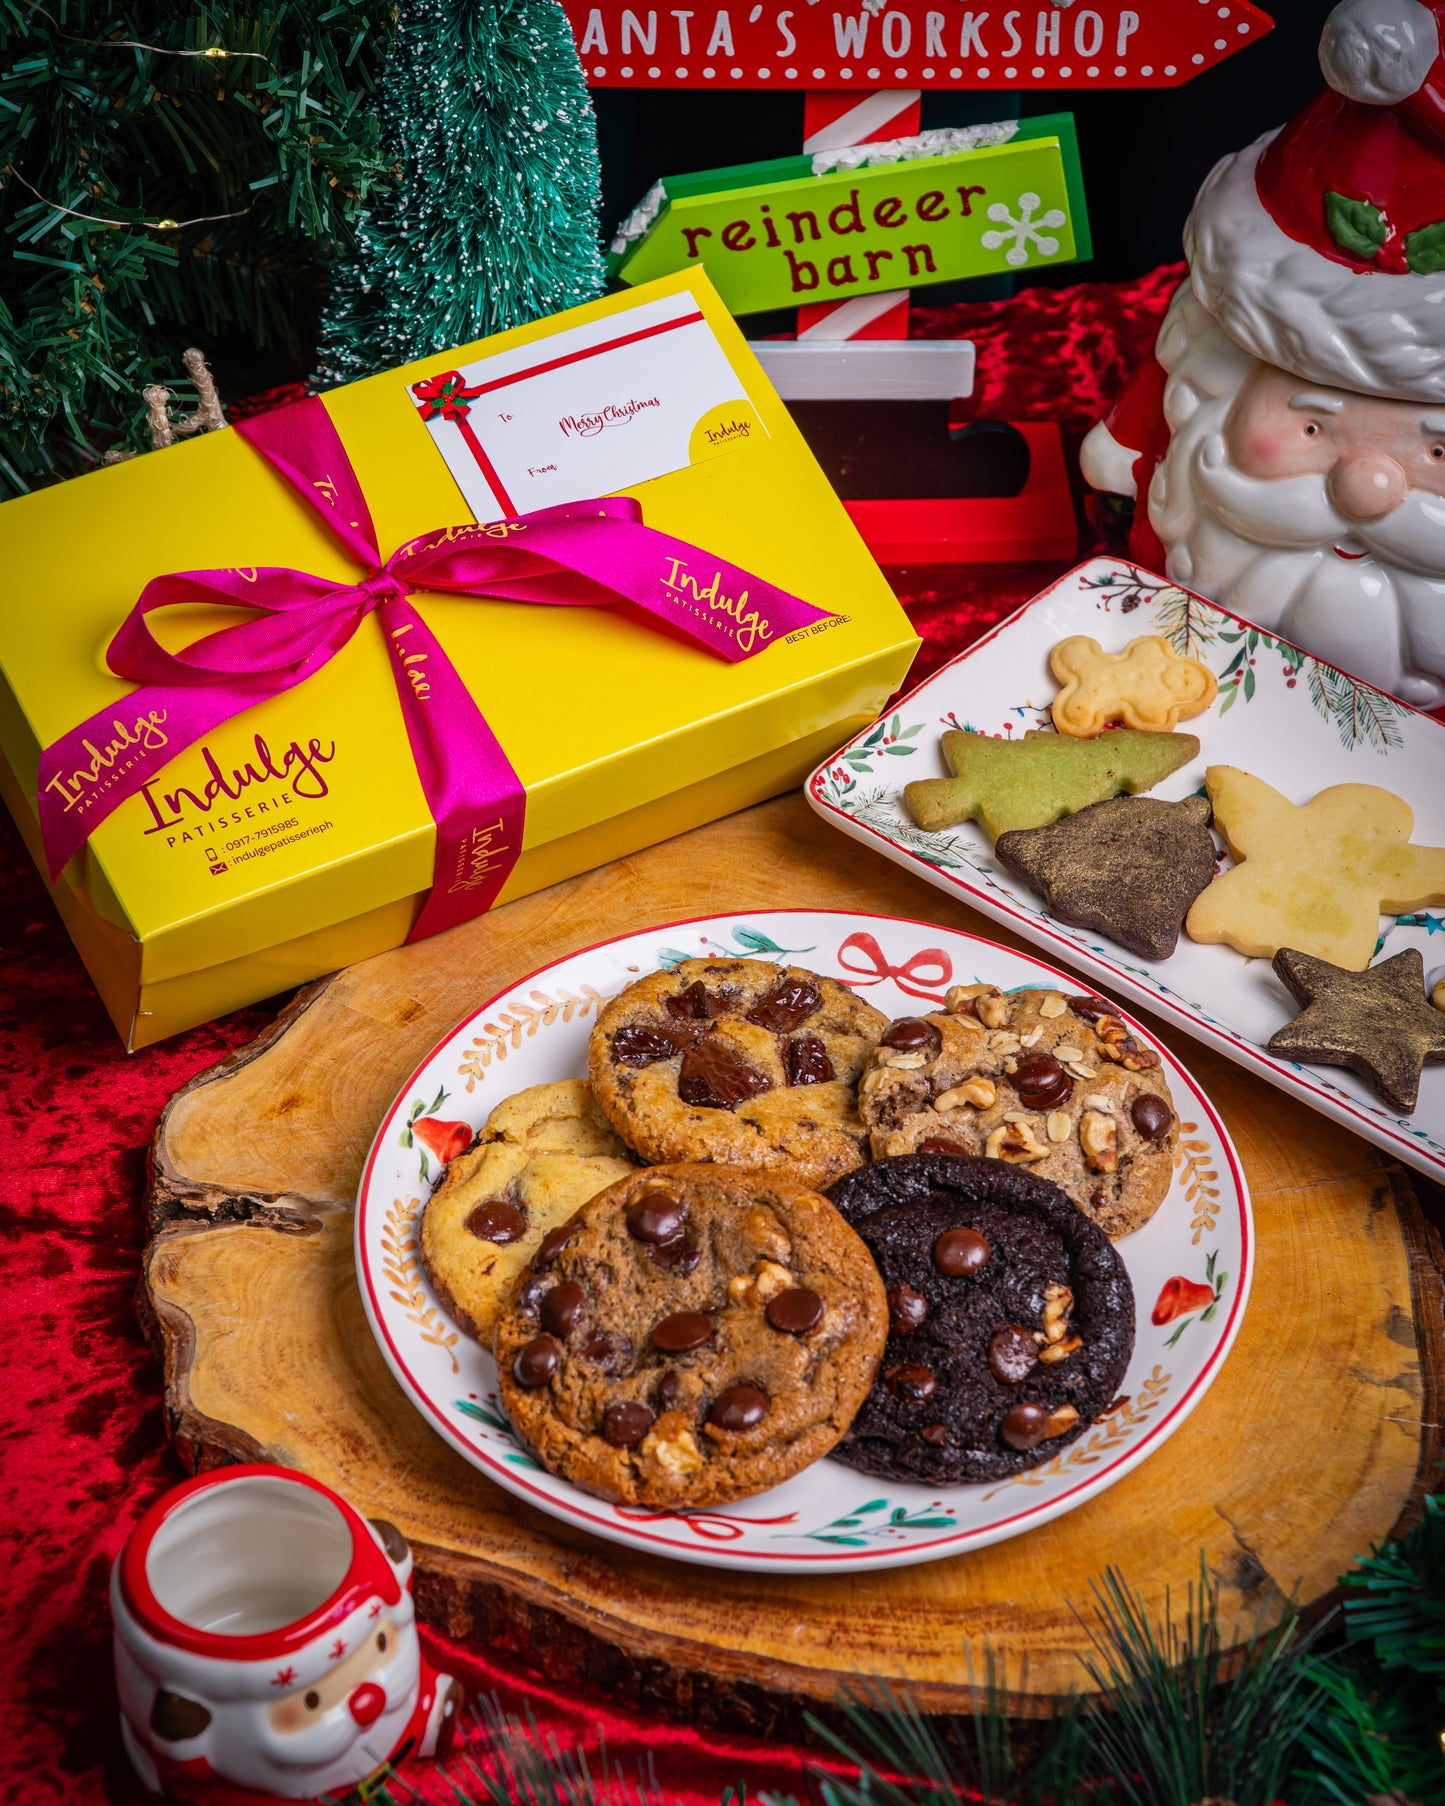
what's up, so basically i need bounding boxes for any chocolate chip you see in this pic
[540,1281,587,1338]
[678,1040,772,1110]
[765,1287,825,1334]
[988,1325,1039,1385]
[1013,1049,1074,1110]
[919,1424,951,1447]
[464,1199,526,1244]
[999,1402,1050,1451]
[748,978,822,1033]
[627,1190,685,1244]
[882,1016,937,1050]
[582,1331,634,1376]
[612,1023,689,1067]
[517,1275,549,1316]
[512,1335,561,1388]
[1067,994,1111,1021]
[601,1401,656,1448]
[535,1224,577,1267]
[884,1362,937,1401]
[652,1310,713,1353]
[919,1137,971,1157]
[886,1283,929,1335]
[785,1034,835,1086]
[708,1385,769,1431]
[1130,1093,1175,1140]
[667,980,728,1021]
[656,1369,682,1408]
[935,1226,990,1276]
[649,1236,700,1275]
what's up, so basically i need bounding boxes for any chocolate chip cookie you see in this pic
[588,959,888,1188]
[494,1163,888,1507]
[826,1152,1135,1483]
[855,987,1178,1238]
[420,1080,636,1345]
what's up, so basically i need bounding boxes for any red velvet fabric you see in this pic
[3,267,1177,1805]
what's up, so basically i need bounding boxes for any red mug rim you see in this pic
[118,1464,401,1660]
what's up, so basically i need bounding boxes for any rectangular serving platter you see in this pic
[806,557,1445,1184]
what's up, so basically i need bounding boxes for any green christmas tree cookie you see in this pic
[904,729,1199,841]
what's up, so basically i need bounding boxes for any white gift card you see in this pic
[408,290,766,523]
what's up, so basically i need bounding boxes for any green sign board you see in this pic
[614,117,1088,316]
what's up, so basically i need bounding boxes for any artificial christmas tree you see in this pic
[319,0,605,384]
[0,0,395,498]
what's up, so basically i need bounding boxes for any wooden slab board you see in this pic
[140,793,1445,1729]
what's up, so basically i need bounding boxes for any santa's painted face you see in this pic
[255,1611,417,1773]
[1147,290,1445,705]
[1223,363,1445,544]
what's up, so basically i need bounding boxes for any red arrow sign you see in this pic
[562,2,1273,91]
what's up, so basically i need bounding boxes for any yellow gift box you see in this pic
[0,271,917,1049]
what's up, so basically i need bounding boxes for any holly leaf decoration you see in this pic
[1406,219,1445,274]
[1325,191,1387,260]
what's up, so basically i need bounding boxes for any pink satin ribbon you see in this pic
[835,931,954,1005]
[36,396,829,939]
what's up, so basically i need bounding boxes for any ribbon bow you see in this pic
[37,395,829,941]
[836,931,954,1005]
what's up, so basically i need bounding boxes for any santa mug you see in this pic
[112,1465,463,1803]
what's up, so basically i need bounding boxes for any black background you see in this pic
[594,0,1334,292]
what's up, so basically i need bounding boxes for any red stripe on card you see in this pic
[461,310,706,398]
[452,413,517,518]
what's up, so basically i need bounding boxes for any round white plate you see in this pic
[356,910,1252,1573]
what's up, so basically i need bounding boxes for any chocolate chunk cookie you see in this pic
[826,1152,1135,1483]
[420,1080,635,1344]
[494,1163,888,1507]
[588,959,888,1188]
[856,987,1177,1238]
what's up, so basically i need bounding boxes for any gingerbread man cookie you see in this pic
[1185,768,1445,971]
[1049,635,1218,737]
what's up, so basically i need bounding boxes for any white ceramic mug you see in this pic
[112,1464,461,1802]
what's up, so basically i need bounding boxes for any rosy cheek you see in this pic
[1248,431,1280,464]
[272,1703,304,1733]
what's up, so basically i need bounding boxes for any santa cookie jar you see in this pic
[1081,0,1445,707]
[111,1466,463,1803]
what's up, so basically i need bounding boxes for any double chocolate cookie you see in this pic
[826,1152,1135,1483]
[856,987,1178,1238]
[588,958,888,1188]
[420,1080,635,1344]
[494,1163,888,1507]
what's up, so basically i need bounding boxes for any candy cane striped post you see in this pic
[797,88,920,342]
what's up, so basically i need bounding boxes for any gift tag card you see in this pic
[408,290,766,523]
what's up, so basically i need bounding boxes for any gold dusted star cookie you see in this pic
[1186,768,1445,970]
[1267,947,1445,1114]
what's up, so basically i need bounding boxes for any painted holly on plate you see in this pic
[808,558,1445,1188]
[355,910,1251,1575]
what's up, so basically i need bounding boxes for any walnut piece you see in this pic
[1093,1015,1161,1071]
[1043,1404,1079,1438]
[1039,1283,1074,1344]
[740,1205,791,1262]
[935,1077,997,1112]
[640,1417,705,1476]
[984,1119,1049,1163]
[1038,1335,1083,1365]
[1081,1110,1120,1173]
[945,983,1009,1028]
[727,1259,793,1306]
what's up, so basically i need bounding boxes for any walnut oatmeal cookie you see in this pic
[854,987,1178,1238]
[420,1080,635,1345]
[588,958,888,1188]
[494,1163,888,1507]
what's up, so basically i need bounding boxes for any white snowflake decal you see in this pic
[981,193,1067,267]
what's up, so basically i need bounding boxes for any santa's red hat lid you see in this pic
[118,1465,403,1662]
[1257,0,1445,275]
[1184,0,1445,404]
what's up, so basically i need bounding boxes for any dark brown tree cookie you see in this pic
[588,958,888,1187]
[494,1163,888,1507]
[994,794,1217,962]
[1267,945,1445,1115]
[825,1152,1135,1484]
